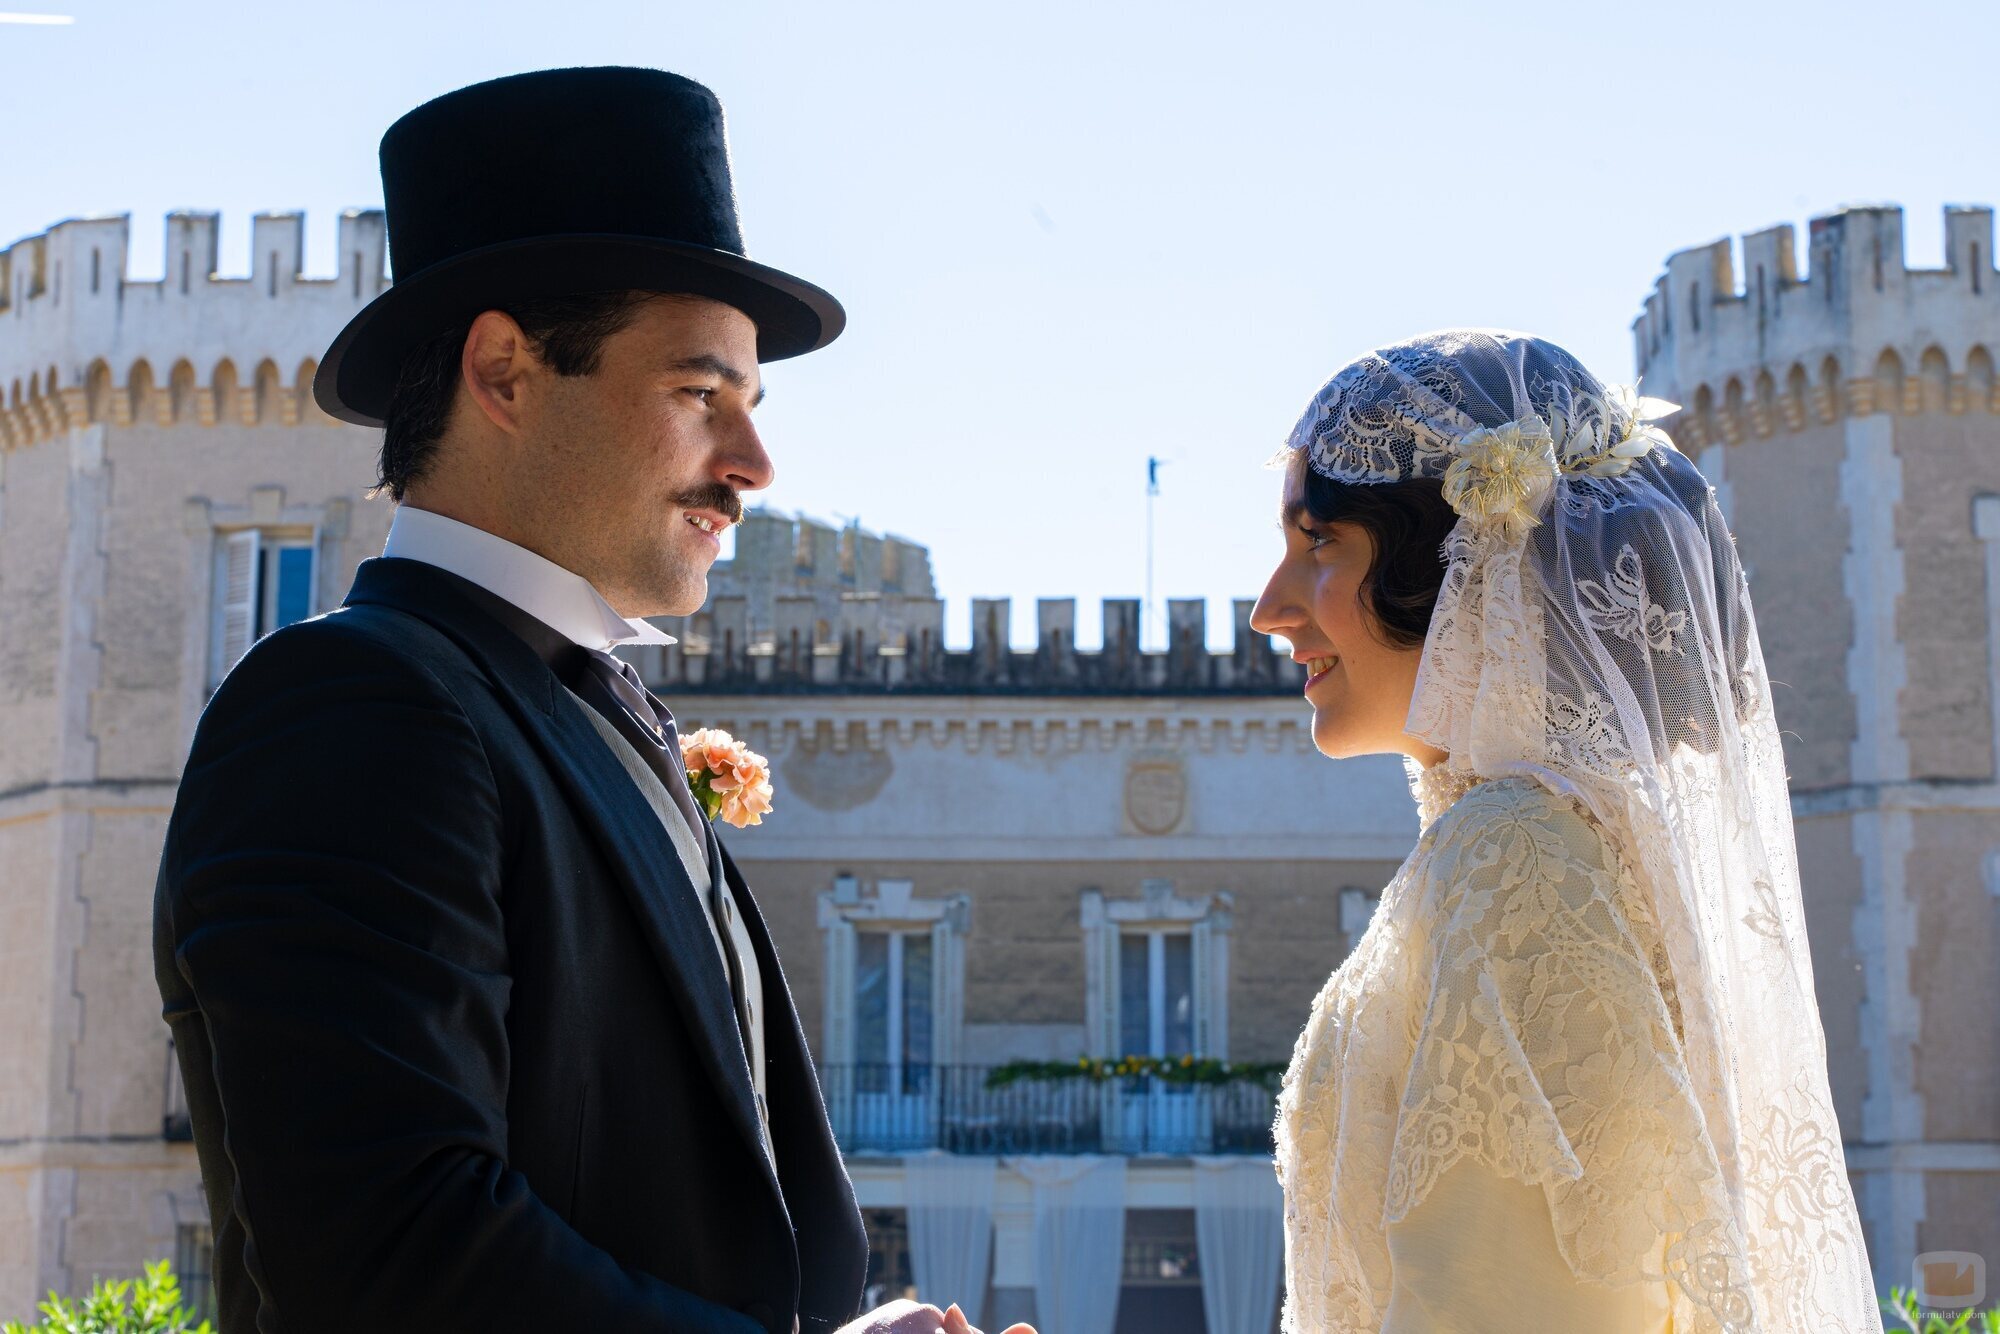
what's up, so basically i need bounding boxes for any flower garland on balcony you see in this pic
[983,1055,1287,1090]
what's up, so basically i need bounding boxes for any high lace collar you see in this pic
[1404,755,1484,831]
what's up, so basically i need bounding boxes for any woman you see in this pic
[1256,331,1878,1332]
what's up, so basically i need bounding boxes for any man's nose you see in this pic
[721,416,774,493]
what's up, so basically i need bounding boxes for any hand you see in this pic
[838,1299,951,1334]
[943,1302,1036,1334]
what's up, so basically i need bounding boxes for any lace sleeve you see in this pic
[1384,779,1752,1320]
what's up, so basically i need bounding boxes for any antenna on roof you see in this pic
[1145,456,1168,649]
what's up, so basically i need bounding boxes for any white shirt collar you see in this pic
[382,506,676,650]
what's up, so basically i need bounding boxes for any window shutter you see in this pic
[271,540,316,630]
[218,529,259,678]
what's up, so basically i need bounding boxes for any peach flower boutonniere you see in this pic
[678,727,774,829]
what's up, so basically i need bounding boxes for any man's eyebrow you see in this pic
[665,355,766,406]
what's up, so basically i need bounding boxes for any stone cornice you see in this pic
[1663,353,2000,452]
[1,357,351,449]
[670,695,1320,756]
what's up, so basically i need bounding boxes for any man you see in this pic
[154,67,1001,1334]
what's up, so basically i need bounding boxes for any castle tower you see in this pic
[1634,204,2000,1292]
[0,211,394,1310]
[702,506,937,645]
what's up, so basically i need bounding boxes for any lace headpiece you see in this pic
[1278,330,1877,1330]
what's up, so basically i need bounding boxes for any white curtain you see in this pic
[1192,1157,1283,1334]
[1008,1155,1126,1334]
[905,1152,997,1328]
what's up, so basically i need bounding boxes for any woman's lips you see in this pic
[1303,655,1339,690]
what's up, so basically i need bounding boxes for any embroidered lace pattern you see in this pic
[1271,332,1879,1332]
[1276,775,1755,1332]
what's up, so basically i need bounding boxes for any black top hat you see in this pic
[313,66,843,427]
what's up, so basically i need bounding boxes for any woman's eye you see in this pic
[1303,528,1331,550]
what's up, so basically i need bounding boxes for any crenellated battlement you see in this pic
[628,594,1306,695]
[1,210,386,445]
[1631,205,2000,445]
[707,507,936,642]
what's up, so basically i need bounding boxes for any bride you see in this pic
[1254,331,1879,1332]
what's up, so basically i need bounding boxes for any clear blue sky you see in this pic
[6,1,1993,647]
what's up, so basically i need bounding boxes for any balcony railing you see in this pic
[819,1064,1276,1157]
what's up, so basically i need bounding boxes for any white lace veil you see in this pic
[1282,330,1878,1330]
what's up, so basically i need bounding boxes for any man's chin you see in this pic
[648,567,709,620]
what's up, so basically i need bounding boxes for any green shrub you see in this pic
[12,1257,1999,1331]
[2,1259,212,1334]
[1883,1285,2000,1333]
[984,1054,1288,1088]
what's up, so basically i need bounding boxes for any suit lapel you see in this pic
[343,558,783,1209]
[716,840,869,1319]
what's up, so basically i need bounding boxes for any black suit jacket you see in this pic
[153,557,867,1334]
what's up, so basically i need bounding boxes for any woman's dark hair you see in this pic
[375,288,660,501]
[1293,453,1458,651]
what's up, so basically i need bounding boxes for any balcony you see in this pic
[820,1064,1276,1157]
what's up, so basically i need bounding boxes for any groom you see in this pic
[154,68,975,1334]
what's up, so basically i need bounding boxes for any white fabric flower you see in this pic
[1585,384,1681,477]
[1440,416,1559,541]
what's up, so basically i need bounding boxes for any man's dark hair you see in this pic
[1294,458,1457,651]
[375,289,660,501]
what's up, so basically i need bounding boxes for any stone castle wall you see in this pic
[8,197,1993,1314]
[0,211,1325,1315]
[1,210,394,1310]
[1634,203,2000,1293]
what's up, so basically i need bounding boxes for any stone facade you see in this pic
[5,198,1995,1321]
[1,211,393,1312]
[1635,203,2000,1293]
[0,210,1379,1326]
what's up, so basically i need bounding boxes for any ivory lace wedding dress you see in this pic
[1279,765,1684,1332]
[1268,332,1879,1333]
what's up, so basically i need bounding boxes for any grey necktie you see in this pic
[573,648,756,1072]
[579,647,711,840]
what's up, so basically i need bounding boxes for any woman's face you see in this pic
[1250,461,1448,767]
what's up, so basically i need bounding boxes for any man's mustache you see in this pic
[674,484,745,527]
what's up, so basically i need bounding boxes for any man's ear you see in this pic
[461,309,539,435]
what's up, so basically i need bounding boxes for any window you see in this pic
[1116,1211,1206,1334]
[817,879,969,1149]
[174,1224,217,1322]
[212,528,315,686]
[1121,1209,1201,1285]
[856,928,933,1094]
[1118,929,1193,1058]
[1338,887,1380,953]
[1081,881,1232,1062]
[861,1209,917,1311]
